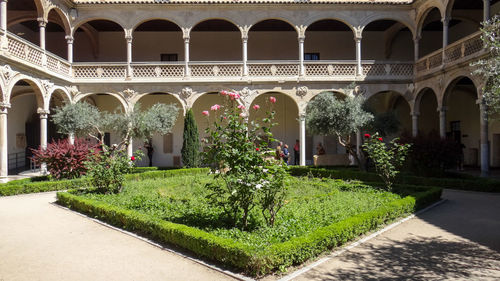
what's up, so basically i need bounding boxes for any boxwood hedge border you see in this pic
[56,181,442,276]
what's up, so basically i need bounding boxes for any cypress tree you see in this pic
[181,108,201,167]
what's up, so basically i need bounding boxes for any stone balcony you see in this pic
[0,30,487,85]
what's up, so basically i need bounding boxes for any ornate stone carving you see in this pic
[384,64,392,75]
[270,65,277,76]
[239,25,251,40]
[296,25,307,41]
[327,65,334,75]
[65,85,80,97]
[37,107,50,118]
[0,102,11,113]
[353,85,366,96]
[119,88,137,101]
[96,67,104,78]
[296,86,308,98]
[0,65,15,85]
[40,79,54,98]
[154,66,162,77]
[212,65,220,76]
[180,87,193,101]
[182,27,191,41]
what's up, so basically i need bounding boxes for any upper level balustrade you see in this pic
[0,30,488,84]
[415,31,486,78]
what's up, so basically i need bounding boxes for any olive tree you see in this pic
[472,15,500,116]
[306,92,373,169]
[52,102,179,152]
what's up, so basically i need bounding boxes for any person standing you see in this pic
[282,144,290,165]
[293,139,300,165]
[144,139,154,167]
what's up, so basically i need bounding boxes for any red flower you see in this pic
[131,156,136,161]
[364,133,370,138]
[269,96,277,103]
[256,147,260,151]
[378,137,383,141]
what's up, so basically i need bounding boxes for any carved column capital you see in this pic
[37,18,47,27]
[182,27,191,41]
[65,35,74,44]
[239,25,250,41]
[37,108,50,118]
[125,35,133,43]
[0,102,10,114]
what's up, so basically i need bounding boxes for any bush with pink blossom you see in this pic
[202,91,287,229]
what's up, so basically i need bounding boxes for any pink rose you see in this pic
[378,137,383,141]
[237,105,245,109]
[202,111,209,116]
[253,104,260,110]
[220,90,227,96]
[364,134,370,138]
[256,147,260,151]
[130,156,136,161]
[269,96,276,103]
[210,104,221,111]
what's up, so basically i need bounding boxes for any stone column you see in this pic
[438,106,447,138]
[0,103,10,177]
[483,0,491,21]
[0,0,7,51]
[442,17,449,63]
[38,18,47,50]
[413,36,420,62]
[125,35,133,78]
[478,99,490,177]
[68,133,75,145]
[354,35,363,76]
[242,34,248,77]
[65,35,74,63]
[38,108,49,174]
[298,35,305,76]
[0,0,6,33]
[411,112,419,137]
[299,113,306,166]
[183,30,190,78]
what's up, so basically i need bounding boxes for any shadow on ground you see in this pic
[312,236,500,280]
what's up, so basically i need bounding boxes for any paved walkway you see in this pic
[0,192,235,281]
[1,190,499,281]
[289,189,500,280]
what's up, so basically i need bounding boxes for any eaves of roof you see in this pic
[72,0,414,5]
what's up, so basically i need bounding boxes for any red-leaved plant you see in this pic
[31,138,100,180]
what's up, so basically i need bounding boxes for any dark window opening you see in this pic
[161,54,178,61]
[304,53,320,61]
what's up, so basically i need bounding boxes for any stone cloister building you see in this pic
[0,0,498,176]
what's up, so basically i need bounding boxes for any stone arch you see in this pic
[131,18,183,33]
[33,0,44,19]
[71,17,127,37]
[413,85,440,113]
[303,16,356,35]
[190,18,242,61]
[250,17,299,34]
[359,14,416,39]
[47,86,71,108]
[45,6,71,36]
[134,92,186,116]
[360,19,415,60]
[246,91,299,112]
[365,90,412,136]
[248,19,299,60]
[443,72,482,106]
[6,74,45,109]
[74,92,129,112]
[416,4,446,38]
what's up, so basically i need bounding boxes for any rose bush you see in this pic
[202,91,287,229]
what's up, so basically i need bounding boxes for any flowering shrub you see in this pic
[85,146,142,194]
[362,133,411,191]
[202,91,287,229]
[31,138,99,180]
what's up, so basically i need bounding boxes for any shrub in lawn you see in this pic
[399,131,461,177]
[31,138,99,179]
[85,147,141,194]
[181,108,201,168]
[202,91,287,229]
[362,133,411,191]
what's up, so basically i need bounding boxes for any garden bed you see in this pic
[57,172,441,276]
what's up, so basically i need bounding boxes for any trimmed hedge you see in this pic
[0,168,209,197]
[56,184,441,276]
[288,166,500,193]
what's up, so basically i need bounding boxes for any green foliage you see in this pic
[365,110,401,137]
[202,91,287,229]
[85,147,141,194]
[306,91,373,168]
[181,108,201,168]
[287,166,500,193]
[56,173,442,276]
[362,133,411,191]
[472,15,500,116]
[52,102,179,152]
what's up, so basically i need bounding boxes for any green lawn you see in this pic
[77,174,401,249]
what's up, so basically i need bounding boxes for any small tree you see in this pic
[52,102,179,152]
[306,91,373,169]
[362,133,411,191]
[472,15,500,116]
[181,108,201,167]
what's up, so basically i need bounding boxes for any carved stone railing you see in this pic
[248,61,300,77]
[190,62,242,78]
[5,33,72,78]
[362,61,414,80]
[416,31,485,77]
[133,63,184,78]
[304,61,357,78]
[73,63,127,79]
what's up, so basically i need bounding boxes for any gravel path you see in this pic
[0,192,236,281]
